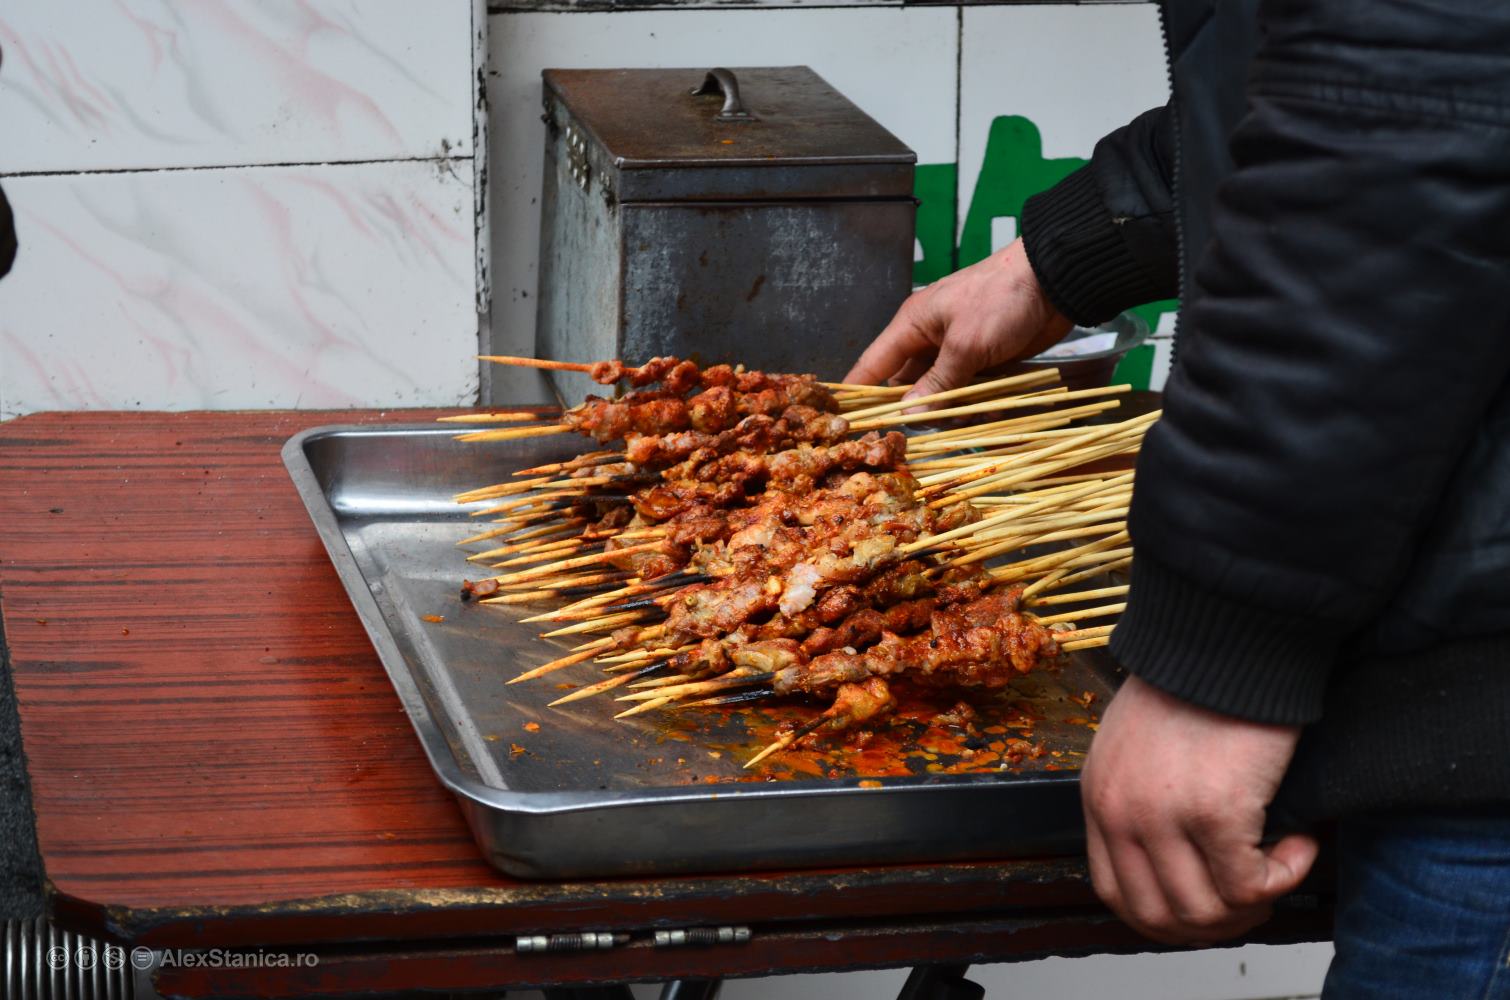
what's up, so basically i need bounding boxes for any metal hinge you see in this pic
[512,925,752,955]
[654,926,752,948]
[514,931,629,954]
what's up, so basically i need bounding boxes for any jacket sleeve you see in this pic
[1109,2,1510,725]
[1019,105,1180,326]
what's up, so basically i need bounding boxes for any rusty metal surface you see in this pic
[535,66,915,405]
[542,67,914,182]
[283,425,1123,880]
[617,199,913,382]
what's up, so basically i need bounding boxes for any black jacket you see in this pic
[1020,0,1510,821]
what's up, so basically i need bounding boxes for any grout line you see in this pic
[953,5,963,271]
[472,0,493,406]
[0,155,473,181]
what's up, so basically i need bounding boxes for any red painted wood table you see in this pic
[0,410,1330,999]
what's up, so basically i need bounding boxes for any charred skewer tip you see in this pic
[744,715,828,770]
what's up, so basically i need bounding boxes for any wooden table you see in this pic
[0,410,1330,999]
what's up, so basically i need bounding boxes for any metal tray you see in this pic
[282,424,1121,878]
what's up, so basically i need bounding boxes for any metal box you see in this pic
[537,66,917,404]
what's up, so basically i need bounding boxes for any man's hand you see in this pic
[844,239,1072,399]
[1081,676,1319,945]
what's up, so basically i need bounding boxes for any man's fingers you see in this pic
[843,299,938,385]
[903,339,981,404]
[1142,829,1237,931]
[890,355,934,388]
[1262,833,1320,898]
[1197,820,1317,909]
[1104,835,1180,942]
[1084,810,1122,914]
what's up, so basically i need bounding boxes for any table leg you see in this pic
[659,980,722,1000]
[896,964,985,1000]
[543,986,637,1000]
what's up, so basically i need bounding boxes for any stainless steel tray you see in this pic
[283,424,1120,878]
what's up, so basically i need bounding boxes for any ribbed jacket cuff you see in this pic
[1020,166,1159,327]
[1109,555,1340,726]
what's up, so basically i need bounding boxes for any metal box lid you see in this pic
[542,66,916,202]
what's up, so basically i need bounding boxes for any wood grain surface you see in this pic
[0,408,1327,977]
[0,410,1118,951]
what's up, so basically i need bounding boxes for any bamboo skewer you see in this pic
[492,534,604,563]
[454,475,556,503]
[950,505,1131,568]
[626,673,694,691]
[929,437,1145,509]
[548,662,669,706]
[1060,635,1112,652]
[616,669,769,704]
[1026,584,1129,607]
[921,412,1154,494]
[461,506,580,539]
[437,411,545,424]
[744,716,827,770]
[478,354,595,372]
[1019,553,1132,601]
[478,587,590,606]
[535,576,691,619]
[473,536,595,566]
[456,424,576,443]
[598,646,679,666]
[824,381,910,394]
[840,369,1058,421]
[538,609,654,638]
[994,545,1133,587]
[470,493,573,518]
[903,400,1121,447]
[1053,623,1116,643]
[463,519,586,553]
[480,569,633,599]
[849,384,1130,432]
[614,694,679,719]
[508,640,615,684]
[1033,602,1127,627]
[490,541,664,585]
[450,357,1151,763]
[515,452,620,477]
[899,473,1134,558]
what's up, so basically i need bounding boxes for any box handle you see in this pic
[691,68,755,122]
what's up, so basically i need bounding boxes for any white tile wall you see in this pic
[0,0,480,417]
[484,7,959,404]
[0,159,477,417]
[0,0,474,173]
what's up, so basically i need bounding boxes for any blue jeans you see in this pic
[1324,810,1510,999]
